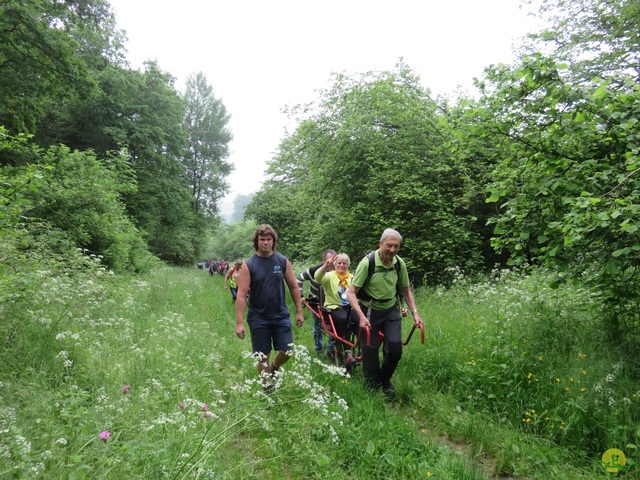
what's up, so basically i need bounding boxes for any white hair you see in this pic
[380,228,402,243]
[334,253,350,266]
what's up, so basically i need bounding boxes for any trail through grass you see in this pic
[0,265,637,479]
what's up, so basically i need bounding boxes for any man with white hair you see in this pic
[347,228,423,400]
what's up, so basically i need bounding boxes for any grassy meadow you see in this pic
[0,262,638,479]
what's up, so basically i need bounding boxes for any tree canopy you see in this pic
[0,0,233,269]
[244,0,640,339]
[246,62,493,285]
[2,0,640,340]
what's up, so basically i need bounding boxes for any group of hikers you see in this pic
[198,259,229,275]
[232,223,424,401]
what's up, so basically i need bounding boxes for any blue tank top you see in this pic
[246,252,290,320]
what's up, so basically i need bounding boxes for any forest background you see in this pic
[1,0,639,478]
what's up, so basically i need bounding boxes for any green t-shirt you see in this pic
[352,250,409,310]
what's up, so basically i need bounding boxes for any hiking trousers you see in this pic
[359,303,402,388]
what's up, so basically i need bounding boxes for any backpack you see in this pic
[356,250,404,304]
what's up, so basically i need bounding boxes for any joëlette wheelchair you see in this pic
[302,287,424,371]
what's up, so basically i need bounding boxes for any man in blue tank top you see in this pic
[235,224,304,389]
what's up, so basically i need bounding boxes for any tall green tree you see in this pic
[472,0,640,336]
[0,1,211,267]
[476,54,640,333]
[0,0,119,136]
[523,0,640,82]
[248,62,488,284]
[182,72,233,215]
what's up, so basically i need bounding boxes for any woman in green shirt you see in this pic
[314,253,358,366]
[224,259,243,301]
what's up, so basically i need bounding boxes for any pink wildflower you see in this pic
[178,401,185,409]
[98,431,110,442]
[201,403,208,412]
[122,385,130,395]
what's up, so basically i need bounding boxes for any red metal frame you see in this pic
[364,321,425,346]
[302,299,360,349]
[303,299,425,348]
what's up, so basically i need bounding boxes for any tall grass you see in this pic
[0,262,637,478]
[1,263,478,479]
[408,267,639,478]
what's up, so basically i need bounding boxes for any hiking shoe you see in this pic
[344,350,357,365]
[382,381,398,401]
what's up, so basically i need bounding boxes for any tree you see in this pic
[0,0,119,135]
[231,193,254,223]
[473,0,640,336]
[0,129,154,272]
[475,53,640,334]
[182,72,233,215]
[523,0,640,82]
[248,62,488,283]
[0,1,212,267]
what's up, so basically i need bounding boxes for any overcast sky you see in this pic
[107,0,539,215]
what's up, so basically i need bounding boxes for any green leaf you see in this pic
[487,190,502,203]
[612,248,631,257]
[366,440,376,455]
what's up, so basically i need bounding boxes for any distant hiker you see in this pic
[224,259,243,302]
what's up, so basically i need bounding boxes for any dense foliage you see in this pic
[245,0,640,345]
[246,63,496,285]
[473,0,640,338]
[0,0,232,270]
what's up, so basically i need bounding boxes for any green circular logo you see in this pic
[601,449,627,475]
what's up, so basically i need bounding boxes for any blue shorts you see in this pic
[247,314,294,355]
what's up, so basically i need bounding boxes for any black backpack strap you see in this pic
[356,251,376,301]
[358,251,405,304]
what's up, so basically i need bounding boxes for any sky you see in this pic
[107,0,540,216]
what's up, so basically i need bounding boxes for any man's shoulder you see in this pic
[273,252,288,263]
[308,263,323,276]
